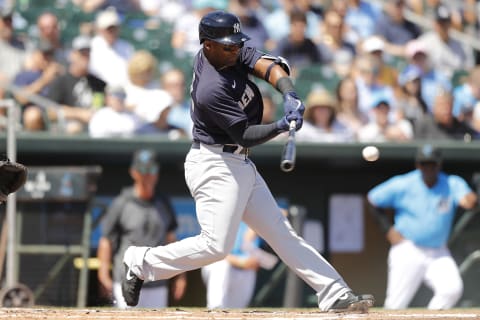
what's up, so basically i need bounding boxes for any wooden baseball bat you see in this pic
[280,120,296,172]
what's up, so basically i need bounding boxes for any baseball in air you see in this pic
[362,146,379,162]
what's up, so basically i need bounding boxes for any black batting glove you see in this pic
[283,92,305,116]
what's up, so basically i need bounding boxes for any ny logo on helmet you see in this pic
[233,23,240,33]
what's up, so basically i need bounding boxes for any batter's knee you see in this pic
[206,246,229,262]
[197,234,229,263]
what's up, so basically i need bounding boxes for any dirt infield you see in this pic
[1,308,480,320]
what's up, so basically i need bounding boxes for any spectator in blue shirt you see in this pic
[13,40,65,131]
[404,39,452,112]
[374,0,421,57]
[452,66,480,127]
[368,144,477,309]
[273,9,324,75]
[343,0,382,45]
[264,0,321,50]
[229,0,270,51]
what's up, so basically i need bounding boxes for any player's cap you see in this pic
[0,5,13,19]
[96,6,120,29]
[416,144,442,163]
[305,89,337,121]
[362,36,384,53]
[131,149,159,175]
[398,65,422,86]
[72,35,91,51]
[434,4,451,22]
[370,91,391,109]
[405,40,427,58]
[199,10,250,45]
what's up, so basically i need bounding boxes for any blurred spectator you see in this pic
[162,68,193,139]
[357,93,413,142]
[89,85,142,137]
[343,0,382,45]
[31,12,68,66]
[139,0,186,24]
[460,0,480,64]
[472,102,480,133]
[89,7,134,88]
[404,39,451,112]
[360,36,398,88]
[296,89,354,142]
[0,6,26,97]
[72,0,140,15]
[45,36,106,134]
[229,0,270,50]
[331,49,354,79]
[13,40,64,131]
[335,76,368,138]
[264,0,321,50]
[273,9,324,75]
[315,9,355,68]
[396,65,428,126]
[415,4,474,80]
[329,0,348,18]
[408,0,463,31]
[452,66,480,126]
[374,0,421,57]
[351,54,397,118]
[414,90,478,141]
[124,50,173,135]
[171,0,227,58]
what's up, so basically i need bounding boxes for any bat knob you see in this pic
[280,159,294,172]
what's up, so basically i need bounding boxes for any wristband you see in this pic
[276,77,295,95]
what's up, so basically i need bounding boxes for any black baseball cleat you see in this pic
[121,263,144,306]
[329,292,375,313]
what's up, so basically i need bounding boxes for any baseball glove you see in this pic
[0,157,27,203]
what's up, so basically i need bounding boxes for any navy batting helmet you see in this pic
[199,11,250,45]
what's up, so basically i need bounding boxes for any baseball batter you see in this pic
[121,10,374,312]
[368,144,478,309]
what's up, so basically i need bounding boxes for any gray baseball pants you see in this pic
[124,143,350,310]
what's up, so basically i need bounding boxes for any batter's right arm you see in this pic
[252,58,290,90]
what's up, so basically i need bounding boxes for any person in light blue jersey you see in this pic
[368,144,477,310]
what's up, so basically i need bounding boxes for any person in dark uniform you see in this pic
[97,149,186,308]
[122,11,374,312]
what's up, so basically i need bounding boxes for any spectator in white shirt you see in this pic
[124,50,173,134]
[89,6,134,88]
[89,85,142,137]
[358,93,413,142]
